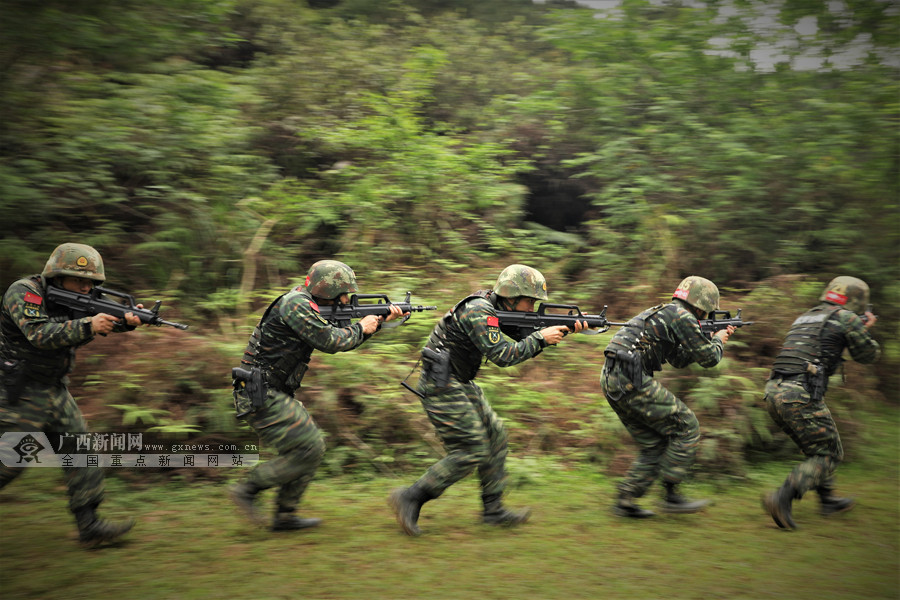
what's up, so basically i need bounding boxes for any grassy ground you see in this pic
[1,420,897,600]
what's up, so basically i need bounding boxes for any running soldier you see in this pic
[600,276,735,518]
[763,276,879,529]
[229,260,405,531]
[389,264,585,536]
[0,243,142,547]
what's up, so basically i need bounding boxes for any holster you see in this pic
[604,349,644,390]
[232,366,268,419]
[0,358,25,405]
[804,361,826,402]
[421,346,451,389]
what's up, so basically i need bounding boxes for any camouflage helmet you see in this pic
[41,243,106,282]
[672,276,719,314]
[304,260,359,299]
[820,276,869,314]
[494,264,549,301]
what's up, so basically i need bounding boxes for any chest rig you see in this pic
[240,288,314,394]
[772,304,844,378]
[605,303,679,376]
[0,275,79,381]
[424,290,497,383]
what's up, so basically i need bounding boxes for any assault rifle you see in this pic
[495,303,626,338]
[698,309,752,336]
[45,286,189,330]
[318,292,437,328]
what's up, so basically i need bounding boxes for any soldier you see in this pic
[389,264,585,536]
[0,243,142,547]
[229,260,405,532]
[600,276,735,518]
[763,276,879,530]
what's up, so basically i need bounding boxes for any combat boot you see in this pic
[482,493,531,526]
[612,493,655,518]
[660,482,711,514]
[229,480,266,527]
[763,481,798,530]
[817,487,855,516]
[271,509,322,532]
[74,506,135,548]
[389,485,430,536]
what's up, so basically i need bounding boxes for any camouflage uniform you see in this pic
[601,299,725,505]
[230,264,373,530]
[0,243,135,545]
[413,292,545,499]
[390,265,552,535]
[763,277,879,528]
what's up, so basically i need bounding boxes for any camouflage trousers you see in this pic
[243,391,325,512]
[0,378,104,513]
[413,377,508,499]
[601,365,700,498]
[764,376,843,497]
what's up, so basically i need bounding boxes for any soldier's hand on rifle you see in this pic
[359,304,406,335]
[714,325,736,344]
[863,311,877,329]
[359,315,381,335]
[570,319,589,334]
[383,303,408,323]
[539,323,575,346]
[123,304,145,327]
[90,313,120,335]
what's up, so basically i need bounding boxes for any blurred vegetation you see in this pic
[1,0,897,480]
[2,447,899,599]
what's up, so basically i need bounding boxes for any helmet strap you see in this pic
[497,295,518,311]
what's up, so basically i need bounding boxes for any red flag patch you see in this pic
[305,275,311,287]
[673,288,689,300]
[487,316,499,327]
[309,301,320,313]
[24,291,43,305]
[824,291,847,305]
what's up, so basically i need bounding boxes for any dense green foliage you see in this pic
[3,0,896,293]
[0,0,897,477]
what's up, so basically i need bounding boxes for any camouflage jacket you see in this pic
[240,286,369,394]
[605,299,725,375]
[424,291,545,383]
[771,302,880,378]
[0,275,97,380]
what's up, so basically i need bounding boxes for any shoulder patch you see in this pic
[309,300,320,313]
[24,291,43,305]
[486,314,501,343]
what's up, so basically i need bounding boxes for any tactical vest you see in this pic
[424,290,496,383]
[0,275,79,381]
[240,288,314,394]
[605,303,677,375]
[772,304,844,377]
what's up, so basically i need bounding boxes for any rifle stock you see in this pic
[45,286,189,330]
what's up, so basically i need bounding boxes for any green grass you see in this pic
[1,420,898,600]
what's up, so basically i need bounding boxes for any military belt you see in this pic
[770,371,806,382]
